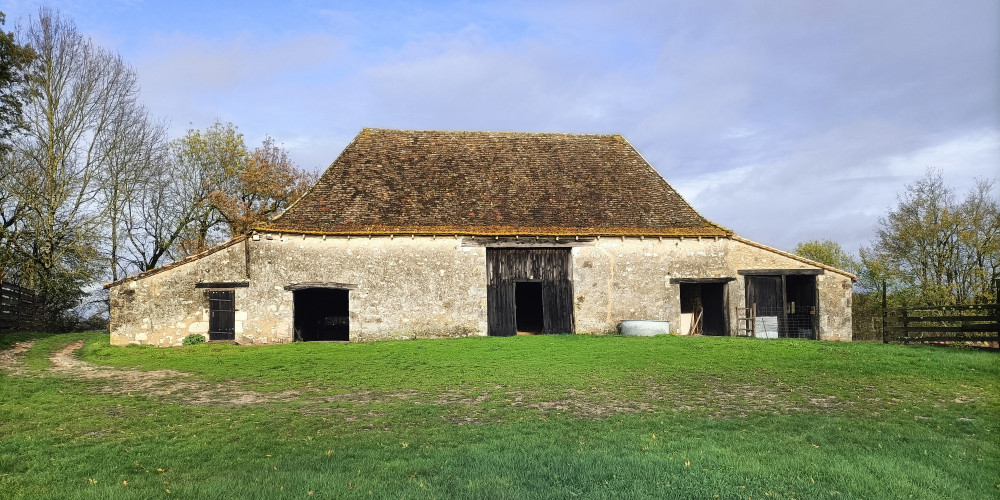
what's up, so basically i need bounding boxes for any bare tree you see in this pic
[121,143,210,272]
[170,121,246,255]
[6,8,153,317]
[99,103,167,280]
[116,123,317,272]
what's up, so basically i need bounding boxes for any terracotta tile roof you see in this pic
[256,129,731,237]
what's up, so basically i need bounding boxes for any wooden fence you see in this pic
[881,281,1000,345]
[0,281,44,334]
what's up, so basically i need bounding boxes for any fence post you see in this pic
[881,281,887,343]
[902,306,910,345]
[995,279,999,339]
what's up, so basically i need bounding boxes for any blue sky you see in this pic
[2,0,998,254]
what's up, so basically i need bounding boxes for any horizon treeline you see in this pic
[0,9,315,329]
[795,170,999,339]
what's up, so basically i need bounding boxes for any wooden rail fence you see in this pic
[881,280,1000,345]
[0,281,44,334]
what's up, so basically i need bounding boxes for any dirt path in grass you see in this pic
[4,341,656,416]
[11,341,302,405]
[0,341,34,376]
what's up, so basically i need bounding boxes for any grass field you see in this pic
[0,332,997,499]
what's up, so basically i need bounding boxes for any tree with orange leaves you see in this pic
[128,121,316,265]
[211,136,316,236]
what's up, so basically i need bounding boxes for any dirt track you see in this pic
[0,341,654,416]
[2,340,302,405]
[0,340,34,376]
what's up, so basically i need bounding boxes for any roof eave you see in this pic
[251,224,734,238]
[103,236,249,289]
[731,235,858,281]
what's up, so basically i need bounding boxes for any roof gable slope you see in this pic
[257,128,730,237]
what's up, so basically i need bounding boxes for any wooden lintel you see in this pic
[284,282,358,291]
[737,269,824,276]
[669,277,737,284]
[462,236,596,248]
[195,281,250,289]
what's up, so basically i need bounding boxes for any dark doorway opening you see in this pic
[744,274,817,339]
[784,275,817,339]
[515,281,545,334]
[294,288,349,341]
[679,283,727,336]
[208,290,235,341]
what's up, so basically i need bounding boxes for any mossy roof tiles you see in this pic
[256,129,731,237]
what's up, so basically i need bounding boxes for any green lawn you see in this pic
[0,332,997,499]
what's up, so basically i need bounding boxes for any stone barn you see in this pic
[105,128,855,346]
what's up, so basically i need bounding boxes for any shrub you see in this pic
[182,334,206,346]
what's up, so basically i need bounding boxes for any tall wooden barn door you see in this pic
[486,248,575,336]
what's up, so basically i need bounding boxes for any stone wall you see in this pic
[108,234,852,346]
[572,237,853,341]
[109,235,488,346]
[108,241,250,346]
[248,234,487,342]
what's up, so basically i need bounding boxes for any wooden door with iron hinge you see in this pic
[208,290,235,340]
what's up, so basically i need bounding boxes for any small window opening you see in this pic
[294,288,349,341]
[515,281,544,334]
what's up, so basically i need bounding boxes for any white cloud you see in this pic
[884,130,1000,183]
[9,0,994,254]
[677,128,1000,254]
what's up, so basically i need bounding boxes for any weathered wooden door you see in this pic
[487,248,575,336]
[208,290,235,340]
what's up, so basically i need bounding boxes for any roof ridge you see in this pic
[361,127,623,138]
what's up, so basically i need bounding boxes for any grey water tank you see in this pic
[620,320,671,336]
